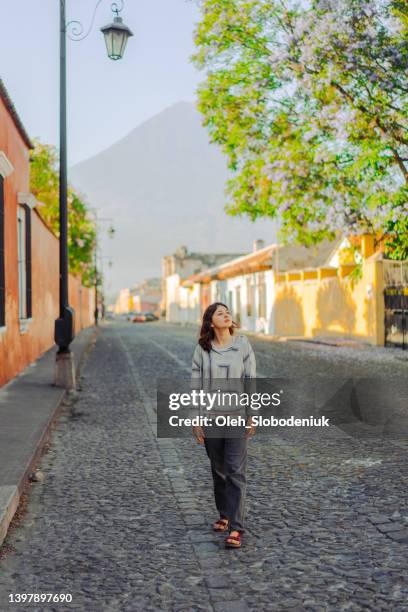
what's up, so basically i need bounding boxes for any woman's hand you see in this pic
[192,425,205,444]
[245,416,256,438]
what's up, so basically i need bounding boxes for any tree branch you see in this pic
[390,147,408,183]
[331,80,408,149]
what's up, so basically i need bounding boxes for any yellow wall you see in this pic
[274,258,384,345]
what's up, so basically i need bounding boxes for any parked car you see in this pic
[131,311,159,323]
[143,312,159,321]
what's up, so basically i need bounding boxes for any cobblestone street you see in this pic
[0,322,408,611]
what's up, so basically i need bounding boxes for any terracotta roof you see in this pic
[0,78,33,149]
[187,245,274,283]
[165,250,245,266]
[182,238,342,284]
[273,239,341,272]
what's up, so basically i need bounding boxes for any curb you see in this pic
[0,326,99,549]
[0,486,19,549]
[162,321,371,349]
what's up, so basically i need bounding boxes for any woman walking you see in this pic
[191,302,256,549]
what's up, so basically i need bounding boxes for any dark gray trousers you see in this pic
[203,426,248,532]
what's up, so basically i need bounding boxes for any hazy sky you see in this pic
[1,0,202,166]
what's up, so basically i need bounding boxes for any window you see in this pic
[228,290,233,311]
[25,205,32,317]
[235,286,241,326]
[17,204,32,320]
[258,273,267,319]
[0,176,4,326]
[246,277,253,317]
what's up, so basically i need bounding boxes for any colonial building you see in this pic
[130,278,162,314]
[114,278,162,315]
[0,79,94,386]
[167,234,389,346]
[162,245,245,322]
[114,287,131,314]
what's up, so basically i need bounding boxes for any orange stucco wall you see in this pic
[0,93,94,387]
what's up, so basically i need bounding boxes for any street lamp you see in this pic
[101,5,133,60]
[55,0,132,389]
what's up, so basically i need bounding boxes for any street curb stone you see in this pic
[0,486,18,547]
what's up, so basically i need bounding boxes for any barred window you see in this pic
[258,273,267,319]
[246,277,253,317]
[17,204,32,320]
[235,286,241,326]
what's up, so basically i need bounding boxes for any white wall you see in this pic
[166,275,202,324]
[179,284,201,324]
[165,274,181,322]
[255,269,275,334]
[209,270,276,334]
[166,269,277,334]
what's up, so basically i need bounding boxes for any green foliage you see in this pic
[30,140,96,287]
[348,262,363,284]
[193,0,408,259]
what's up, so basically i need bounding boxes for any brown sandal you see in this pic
[213,517,229,532]
[225,530,242,548]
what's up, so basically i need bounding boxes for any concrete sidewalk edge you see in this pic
[0,326,99,549]
[0,486,18,548]
[168,320,371,348]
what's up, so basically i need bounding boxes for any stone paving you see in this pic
[0,322,407,611]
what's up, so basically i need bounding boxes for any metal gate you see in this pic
[383,260,408,349]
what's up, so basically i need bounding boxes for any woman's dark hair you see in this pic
[198,302,236,352]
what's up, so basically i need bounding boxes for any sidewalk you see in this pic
[0,326,97,547]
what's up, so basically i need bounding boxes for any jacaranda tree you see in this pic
[193,0,408,258]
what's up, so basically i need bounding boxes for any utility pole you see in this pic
[90,209,115,327]
[94,229,99,326]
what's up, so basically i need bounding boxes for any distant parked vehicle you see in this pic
[143,312,159,321]
[131,311,159,323]
[105,312,115,321]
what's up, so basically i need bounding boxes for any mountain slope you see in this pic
[70,101,276,295]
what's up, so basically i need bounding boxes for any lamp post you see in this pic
[89,209,115,327]
[97,255,114,321]
[55,1,132,388]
